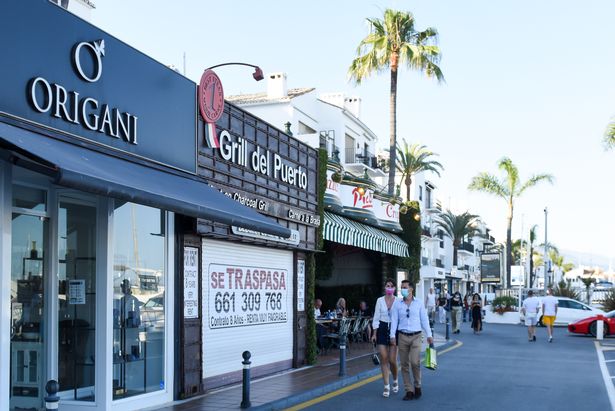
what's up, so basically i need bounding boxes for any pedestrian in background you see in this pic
[451,290,463,334]
[335,297,348,317]
[371,278,399,398]
[522,290,539,342]
[471,293,483,334]
[425,288,437,324]
[390,280,433,401]
[437,292,447,323]
[463,292,472,322]
[542,288,558,343]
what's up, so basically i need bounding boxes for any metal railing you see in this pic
[460,242,474,253]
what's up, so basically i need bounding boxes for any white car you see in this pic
[520,296,604,326]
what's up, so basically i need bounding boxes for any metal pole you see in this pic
[544,207,549,292]
[240,351,251,409]
[338,327,347,376]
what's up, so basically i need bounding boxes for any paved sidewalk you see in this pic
[151,332,452,411]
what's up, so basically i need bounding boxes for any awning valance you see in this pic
[323,211,409,257]
[0,121,291,238]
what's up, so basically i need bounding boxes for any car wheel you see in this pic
[589,321,609,338]
[537,316,544,327]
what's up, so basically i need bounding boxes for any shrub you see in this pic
[491,296,518,314]
[602,289,615,312]
[553,280,580,300]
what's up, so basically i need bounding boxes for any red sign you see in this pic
[198,69,224,148]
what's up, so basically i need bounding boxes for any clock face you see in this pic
[198,69,224,123]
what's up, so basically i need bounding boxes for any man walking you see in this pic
[450,290,463,334]
[390,280,433,401]
[425,288,437,324]
[542,288,558,343]
[522,290,540,342]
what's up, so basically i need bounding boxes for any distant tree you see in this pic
[468,158,554,288]
[395,140,443,200]
[434,210,479,266]
[349,8,444,195]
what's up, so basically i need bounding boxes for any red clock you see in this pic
[198,69,224,123]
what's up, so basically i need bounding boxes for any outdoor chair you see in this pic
[322,317,352,354]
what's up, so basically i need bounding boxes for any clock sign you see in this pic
[198,69,224,148]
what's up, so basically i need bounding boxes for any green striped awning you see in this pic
[323,212,409,257]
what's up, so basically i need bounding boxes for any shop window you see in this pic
[112,202,166,400]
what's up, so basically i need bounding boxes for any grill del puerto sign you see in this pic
[29,40,138,145]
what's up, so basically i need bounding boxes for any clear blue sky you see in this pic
[94,0,615,264]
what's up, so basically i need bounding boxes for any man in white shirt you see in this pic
[542,288,558,343]
[390,280,433,401]
[522,290,540,342]
[425,288,436,323]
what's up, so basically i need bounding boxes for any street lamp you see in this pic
[205,62,264,81]
[544,207,549,291]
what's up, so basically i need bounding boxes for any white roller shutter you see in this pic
[202,239,294,379]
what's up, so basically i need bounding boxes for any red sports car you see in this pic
[567,310,615,337]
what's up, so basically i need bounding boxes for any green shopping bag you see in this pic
[423,344,437,370]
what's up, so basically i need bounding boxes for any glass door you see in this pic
[10,185,48,411]
[57,195,97,402]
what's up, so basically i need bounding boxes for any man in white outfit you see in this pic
[522,290,540,342]
[425,288,436,324]
[542,288,558,343]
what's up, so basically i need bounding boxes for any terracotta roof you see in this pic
[226,87,315,104]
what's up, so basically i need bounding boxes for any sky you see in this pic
[93,0,615,266]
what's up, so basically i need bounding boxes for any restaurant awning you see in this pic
[0,122,291,238]
[323,211,409,257]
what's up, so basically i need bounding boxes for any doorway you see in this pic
[9,184,99,410]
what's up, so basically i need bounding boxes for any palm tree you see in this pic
[349,9,444,195]
[528,224,538,287]
[434,210,479,266]
[511,238,525,265]
[395,140,443,200]
[603,118,615,149]
[468,158,554,288]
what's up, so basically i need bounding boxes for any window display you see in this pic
[112,202,166,399]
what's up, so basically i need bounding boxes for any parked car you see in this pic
[519,296,604,326]
[141,294,164,329]
[568,310,615,337]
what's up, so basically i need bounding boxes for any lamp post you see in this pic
[543,207,549,292]
[205,62,264,81]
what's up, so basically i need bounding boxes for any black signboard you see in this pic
[0,0,196,173]
[481,253,501,283]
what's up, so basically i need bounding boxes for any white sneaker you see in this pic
[392,381,399,393]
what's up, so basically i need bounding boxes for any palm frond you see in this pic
[603,118,615,150]
[468,173,508,199]
[516,173,554,196]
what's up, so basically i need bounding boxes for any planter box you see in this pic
[483,305,520,324]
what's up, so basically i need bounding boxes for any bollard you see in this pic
[44,379,60,410]
[597,315,604,341]
[338,329,347,377]
[445,311,450,341]
[240,351,251,409]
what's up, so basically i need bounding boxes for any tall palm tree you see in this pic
[349,9,444,195]
[511,238,525,265]
[529,224,538,287]
[468,158,554,288]
[434,210,479,266]
[395,140,443,200]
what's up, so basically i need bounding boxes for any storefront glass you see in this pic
[58,195,97,401]
[112,202,166,399]
[10,185,48,411]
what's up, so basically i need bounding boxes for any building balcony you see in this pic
[420,264,445,280]
[476,233,495,244]
[343,148,386,178]
[458,242,474,254]
[425,199,442,213]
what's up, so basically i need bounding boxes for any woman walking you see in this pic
[371,278,399,398]
[471,293,483,334]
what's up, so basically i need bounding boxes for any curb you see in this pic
[252,339,459,411]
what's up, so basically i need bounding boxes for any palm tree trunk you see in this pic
[506,207,513,289]
[405,177,412,201]
[453,245,458,267]
[388,65,398,195]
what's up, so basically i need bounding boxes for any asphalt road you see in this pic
[298,322,612,411]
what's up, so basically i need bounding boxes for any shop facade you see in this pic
[0,2,314,410]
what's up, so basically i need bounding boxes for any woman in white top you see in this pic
[371,278,399,398]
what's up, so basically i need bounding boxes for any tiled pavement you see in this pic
[151,332,450,411]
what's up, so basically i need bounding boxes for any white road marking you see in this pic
[595,341,615,411]
[606,359,615,363]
